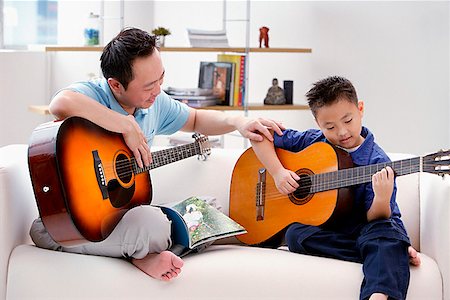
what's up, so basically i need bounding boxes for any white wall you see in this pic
[1,1,448,156]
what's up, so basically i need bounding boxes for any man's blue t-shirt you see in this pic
[273,127,407,235]
[64,78,190,146]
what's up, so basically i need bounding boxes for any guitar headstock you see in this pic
[193,133,211,160]
[423,149,450,177]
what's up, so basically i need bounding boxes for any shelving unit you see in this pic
[28,104,309,116]
[43,46,311,53]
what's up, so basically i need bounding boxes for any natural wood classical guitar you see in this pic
[28,116,211,246]
[229,142,449,245]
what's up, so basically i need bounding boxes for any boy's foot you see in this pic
[132,250,184,281]
[408,246,421,266]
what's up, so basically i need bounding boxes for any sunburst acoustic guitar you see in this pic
[28,116,211,246]
[229,142,449,245]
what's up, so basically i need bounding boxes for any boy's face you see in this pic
[315,98,364,150]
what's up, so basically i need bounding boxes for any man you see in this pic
[30,27,284,281]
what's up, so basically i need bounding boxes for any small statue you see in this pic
[259,26,269,48]
[264,78,286,105]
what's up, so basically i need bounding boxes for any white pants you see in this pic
[30,205,172,259]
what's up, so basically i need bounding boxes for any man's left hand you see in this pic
[238,118,285,142]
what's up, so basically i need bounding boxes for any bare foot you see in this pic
[131,251,184,281]
[369,293,388,300]
[408,246,421,266]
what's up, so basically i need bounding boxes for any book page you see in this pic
[165,197,246,248]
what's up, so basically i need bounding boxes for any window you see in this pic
[2,0,57,49]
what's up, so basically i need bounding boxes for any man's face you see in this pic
[315,98,364,150]
[119,50,165,111]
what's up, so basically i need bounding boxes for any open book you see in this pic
[157,196,246,249]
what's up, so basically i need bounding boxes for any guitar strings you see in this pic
[99,143,202,178]
[257,164,427,200]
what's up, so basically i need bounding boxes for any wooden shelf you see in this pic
[198,104,309,110]
[29,104,308,115]
[28,105,50,115]
[43,46,312,53]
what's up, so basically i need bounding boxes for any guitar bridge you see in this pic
[256,168,266,221]
[92,150,108,200]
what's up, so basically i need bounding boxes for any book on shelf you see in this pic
[155,196,246,250]
[217,54,246,107]
[198,61,235,106]
[170,95,218,108]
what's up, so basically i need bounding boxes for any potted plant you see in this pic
[151,26,171,47]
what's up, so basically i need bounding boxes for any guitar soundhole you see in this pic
[115,153,133,184]
[289,169,313,205]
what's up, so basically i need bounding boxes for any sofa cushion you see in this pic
[7,244,441,300]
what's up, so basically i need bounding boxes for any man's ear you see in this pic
[107,78,123,94]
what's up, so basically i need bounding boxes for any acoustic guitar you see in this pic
[28,116,211,246]
[229,142,449,245]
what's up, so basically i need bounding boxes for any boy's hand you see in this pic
[273,168,300,195]
[372,166,395,200]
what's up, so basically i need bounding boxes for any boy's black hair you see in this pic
[100,27,157,90]
[306,76,358,117]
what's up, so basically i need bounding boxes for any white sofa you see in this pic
[1,143,449,300]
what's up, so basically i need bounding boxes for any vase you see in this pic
[156,35,165,48]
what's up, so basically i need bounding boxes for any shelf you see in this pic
[198,104,309,110]
[28,104,308,115]
[43,46,312,53]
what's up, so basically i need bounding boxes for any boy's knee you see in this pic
[285,223,313,253]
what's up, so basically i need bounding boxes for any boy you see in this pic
[250,76,420,300]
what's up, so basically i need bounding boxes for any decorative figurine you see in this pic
[264,78,286,105]
[259,26,269,48]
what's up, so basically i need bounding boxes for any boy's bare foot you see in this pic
[369,293,388,300]
[408,246,421,266]
[131,251,184,281]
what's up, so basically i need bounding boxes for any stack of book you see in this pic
[217,54,246,107]
[166,55,246,108]
[165,87,218,108]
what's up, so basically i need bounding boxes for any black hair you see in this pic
[306,76,358,117]
[100,27,156,90]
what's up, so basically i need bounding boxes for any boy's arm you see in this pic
[49,90,151,168]
[366,166,394,221]
[250,136,300,195]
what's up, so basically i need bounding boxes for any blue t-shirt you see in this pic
[273,127,407,235]
[64,78,190,146]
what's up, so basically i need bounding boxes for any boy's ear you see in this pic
[358,101,364,115]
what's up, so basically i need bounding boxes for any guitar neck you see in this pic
[133,141,202,174]
[311,156,422,193]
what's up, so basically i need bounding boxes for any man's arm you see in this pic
[249,135,300,195]
[49,90,151,168]
[180,108,284,142]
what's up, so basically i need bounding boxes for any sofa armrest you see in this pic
[0,144,39,299]
[419,173,450,300]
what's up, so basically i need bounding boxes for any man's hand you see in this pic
[238,118,285,142]
[122,115,152,168]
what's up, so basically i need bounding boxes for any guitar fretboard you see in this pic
[133,142,202,174]
[310,156,421,193]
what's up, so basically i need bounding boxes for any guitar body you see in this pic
[229,142,353,245]
[28,117,151,245]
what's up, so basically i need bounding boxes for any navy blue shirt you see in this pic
[273,127,407,235]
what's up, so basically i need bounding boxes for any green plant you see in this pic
[151,27,171,36]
